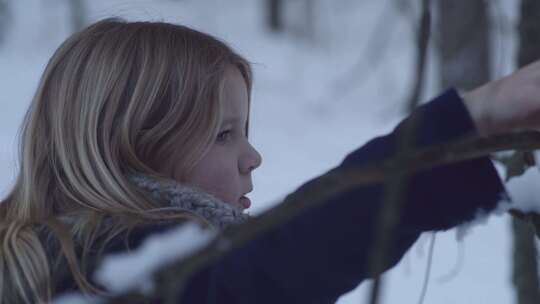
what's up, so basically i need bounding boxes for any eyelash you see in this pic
[216,129,233,143]
[217,128,249,144]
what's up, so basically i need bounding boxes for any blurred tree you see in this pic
[511,0,540,303]
[68,0,86,32]
[301,0,315,41]
[436,1,539,302]
[435,0,490,91]
[266,0,283,32]
[0,0,11,46]
[512,217,540,304]
[265,0,316,42]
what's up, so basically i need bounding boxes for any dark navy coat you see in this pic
[56,89,510,303]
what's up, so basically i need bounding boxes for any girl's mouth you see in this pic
[239,196,251,209]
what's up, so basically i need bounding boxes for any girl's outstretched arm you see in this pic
[180,88,510,303]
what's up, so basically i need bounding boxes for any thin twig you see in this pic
[417,233,436,304]
[368,0,431,303]
[328,0,398,102]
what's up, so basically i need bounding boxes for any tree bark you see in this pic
[512,218,540,304]
[68,0,86,32]
[266,0,283,32]
[436,0,490,90]
[512,1,540,303]
[0,0,11,46]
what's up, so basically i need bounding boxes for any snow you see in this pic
[93,223,216,294]
[505,166,540,214]
[455,186,513,241]
[0,0,535,303]
[535,150,540,180]
[53,293,102,304]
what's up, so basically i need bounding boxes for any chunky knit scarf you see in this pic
[127,173,250,230]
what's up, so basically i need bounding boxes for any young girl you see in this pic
[1,17,540,303]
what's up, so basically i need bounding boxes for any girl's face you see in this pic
[182,66,262,210]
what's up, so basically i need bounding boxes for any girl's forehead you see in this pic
[220,68,249,121]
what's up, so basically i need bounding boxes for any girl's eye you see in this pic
[216,130,232,143]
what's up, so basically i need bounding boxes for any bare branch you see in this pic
[93,127,540,303]
[368,1,431,303]
[512,217,540,304]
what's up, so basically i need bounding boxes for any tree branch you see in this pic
[91,129,540,303]
[368,0,431,303]
[512,217,540,304]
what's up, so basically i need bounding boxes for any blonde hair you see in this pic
[0,17,253,303]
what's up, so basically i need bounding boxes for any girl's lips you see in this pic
[239,196,251,209]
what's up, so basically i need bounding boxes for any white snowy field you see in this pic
[0,1,536,303]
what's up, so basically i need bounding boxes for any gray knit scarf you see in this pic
[127,173,250,230]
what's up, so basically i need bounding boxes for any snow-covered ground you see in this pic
[1,1,536,303]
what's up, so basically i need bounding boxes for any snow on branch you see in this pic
[52,223,217,303]
[506,166,540,214]
[94,223,216,294]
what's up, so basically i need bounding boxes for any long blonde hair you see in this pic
[0,17,253,303]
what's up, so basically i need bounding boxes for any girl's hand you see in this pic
[462,59,540,137]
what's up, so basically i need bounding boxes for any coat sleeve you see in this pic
[180,89,511,304]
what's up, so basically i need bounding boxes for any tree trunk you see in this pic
[512,1,540,302]
[436,0,490,90]
[0,0,11,46]
[512,218,540,304]
[302,0,315,41]
[68,0,86,32]
[266,0,283,32]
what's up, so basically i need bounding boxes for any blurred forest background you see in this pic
[0,0,539,303]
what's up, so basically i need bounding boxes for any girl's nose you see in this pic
[240,142,262,174]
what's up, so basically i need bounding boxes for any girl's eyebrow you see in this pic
[221,117,241,125]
